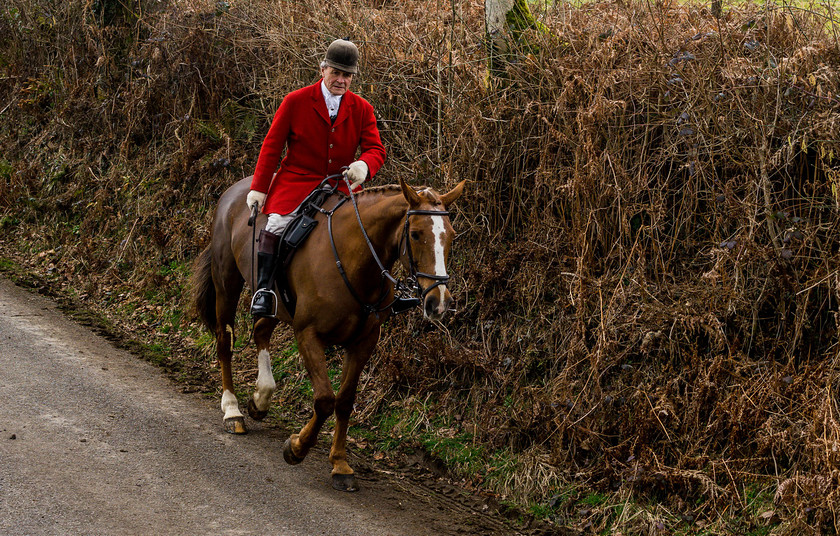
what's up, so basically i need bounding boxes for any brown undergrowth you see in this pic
[2,0,840,532]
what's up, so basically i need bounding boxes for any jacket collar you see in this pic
[311,79,354,127]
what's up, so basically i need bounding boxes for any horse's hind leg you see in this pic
[216,279,247,434]
[247,317,279,421]
[330,327,381,492]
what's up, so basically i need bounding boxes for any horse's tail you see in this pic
[190,243,217,334]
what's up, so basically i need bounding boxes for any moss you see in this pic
[504,0,548,37]
[0,158,12,179]
[487,0,549,76]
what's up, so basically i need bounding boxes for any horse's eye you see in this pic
[410,231,420,241]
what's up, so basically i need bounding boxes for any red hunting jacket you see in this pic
[250,80,387,215]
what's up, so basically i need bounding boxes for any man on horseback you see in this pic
[246,38,387,318]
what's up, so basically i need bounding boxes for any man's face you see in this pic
[321,66,353,96]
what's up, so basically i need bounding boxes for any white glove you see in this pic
[344,160,369,190]
[246,190,266,212]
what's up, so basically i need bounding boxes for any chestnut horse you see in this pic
[190,175,465,491]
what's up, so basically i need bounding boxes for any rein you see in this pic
[318,173,450,317]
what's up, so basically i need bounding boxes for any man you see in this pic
[246,38,387,318]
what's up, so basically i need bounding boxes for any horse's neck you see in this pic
[355,192,408,268]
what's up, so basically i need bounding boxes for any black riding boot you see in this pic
[250,230,280,318]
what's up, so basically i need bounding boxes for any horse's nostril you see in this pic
[425,295,440,316]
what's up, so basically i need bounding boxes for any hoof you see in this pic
[283,438,305,465]
[224,416,247,435]
[247,398,269,421]
[332,473,359,492]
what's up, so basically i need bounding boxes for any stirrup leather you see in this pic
[250,288,279,318]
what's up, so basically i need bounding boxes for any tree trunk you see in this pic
[486,0,515,61]
[485,0,544,76]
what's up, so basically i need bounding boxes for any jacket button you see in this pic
[330,144,333,148]
[331,128,335,132]
[328,159,332,163]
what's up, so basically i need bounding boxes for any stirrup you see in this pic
[250,288,278,318]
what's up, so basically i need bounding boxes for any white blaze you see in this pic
[431,216,448,304]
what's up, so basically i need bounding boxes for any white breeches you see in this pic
[265,213,296,235]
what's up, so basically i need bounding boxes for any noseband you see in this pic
[318,174,451,316]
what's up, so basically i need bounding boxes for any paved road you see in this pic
[0,277,512,536]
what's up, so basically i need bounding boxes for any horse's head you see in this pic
[399,178,466,321]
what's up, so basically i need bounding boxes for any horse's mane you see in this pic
[351,184,404,208]
[357,184,403,197]
[354,183,442,206]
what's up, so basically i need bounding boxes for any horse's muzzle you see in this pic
[423,288,452,320]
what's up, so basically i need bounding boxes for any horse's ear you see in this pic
[399,177,422,206]
[440,180,466,207]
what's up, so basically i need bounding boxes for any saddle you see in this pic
[273,183,339,317]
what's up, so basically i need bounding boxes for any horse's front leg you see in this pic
[283,328,335,465]
[330,327,381,492]
[247,317,279,421]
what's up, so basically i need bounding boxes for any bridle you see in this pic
[317,173,451,316]
[400,208,451,300]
